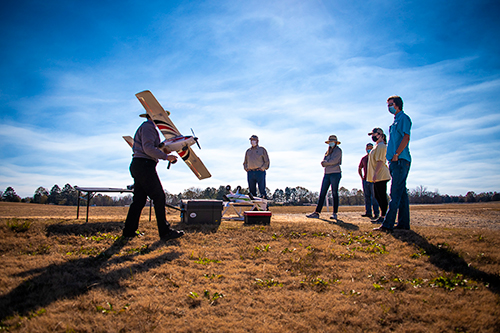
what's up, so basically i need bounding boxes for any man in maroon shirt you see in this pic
[358,143,379,219]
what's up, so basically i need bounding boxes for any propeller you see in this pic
[191,128,201,149]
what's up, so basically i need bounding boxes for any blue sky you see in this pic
[1,0,499,198]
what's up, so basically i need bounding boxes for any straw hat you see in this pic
[325,135,340,144]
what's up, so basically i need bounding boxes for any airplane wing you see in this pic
[178,147,211,180]
[123,135,134,148]
[135,90,212,180]
[135,90,181,139]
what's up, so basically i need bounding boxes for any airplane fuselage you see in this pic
[160,136,196,153]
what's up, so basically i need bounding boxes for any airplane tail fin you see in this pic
[123,136,134,148]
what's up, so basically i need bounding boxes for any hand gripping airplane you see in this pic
[123,90,211,180]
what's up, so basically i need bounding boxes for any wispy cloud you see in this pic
[1,0,499,198]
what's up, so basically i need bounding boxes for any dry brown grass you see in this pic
[1,202,499,332]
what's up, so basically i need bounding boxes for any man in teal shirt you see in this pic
[374,95,412,232]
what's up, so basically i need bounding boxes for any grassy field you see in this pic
[1,202,499,332]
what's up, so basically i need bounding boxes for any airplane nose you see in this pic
[191,128,202,149]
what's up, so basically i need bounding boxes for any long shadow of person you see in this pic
[392,230,500,295]
[318,218,359,231]
[46,221,124,237]
[0,238,182,321]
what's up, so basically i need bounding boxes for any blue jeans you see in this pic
[382,159,411,229]
[316,173,341,214]
[247,170,267,198]
[363,179,379,216]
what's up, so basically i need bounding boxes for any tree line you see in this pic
[1,184,499,206]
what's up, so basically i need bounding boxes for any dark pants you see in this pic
[316,173,341,214]
[247,170,267,198]
[123,158,170,237]
[363,179,380,216]
[374,180,389,217]
[383,159,411,229]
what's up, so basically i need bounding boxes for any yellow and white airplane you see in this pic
[123,90,211,180]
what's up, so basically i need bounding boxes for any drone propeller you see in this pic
[191,128,201,149]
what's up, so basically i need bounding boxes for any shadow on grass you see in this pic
[0,237,181,322]
[46,221,124,236]
[175,221,221,234]
[393,230,500,295]
[318,218,359,231]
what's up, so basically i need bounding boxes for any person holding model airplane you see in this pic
[122,112,185,241]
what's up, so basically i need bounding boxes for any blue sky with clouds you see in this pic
[1,0,499,198]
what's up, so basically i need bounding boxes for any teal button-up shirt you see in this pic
[387,111,412,162]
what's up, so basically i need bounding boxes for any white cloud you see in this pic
[1,1,499,198]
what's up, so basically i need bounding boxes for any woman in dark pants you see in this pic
[366,128,391,223]
[306,135,342,220]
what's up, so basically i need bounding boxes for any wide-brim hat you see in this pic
[249,135,259,140]
[325,135,340,144]
[140,109,171,117]
[368,127,384,136]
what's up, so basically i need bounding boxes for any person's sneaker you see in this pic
[371,216,384,223]
[361,214,373,218]
[330,213,337,220]
[373,226,392,232]
[306,212,320,219]
[161,229,185,241]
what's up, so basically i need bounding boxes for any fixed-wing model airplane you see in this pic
[123,90,211,180]
[221,185,268,220]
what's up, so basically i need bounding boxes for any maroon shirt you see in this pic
[358,154,369,180]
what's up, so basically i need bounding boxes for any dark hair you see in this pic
[387,95,403,110]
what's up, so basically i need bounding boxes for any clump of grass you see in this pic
[188,290,225,306]
[95,302,130,314]
[430,274,479,291]
[81,232,119,242]
[23,243,51,256]
[255,278,283,288]
[190,252,221,265]
[195,257,221,265]
[281,247,296,254]
[124,244,150,255]
[271,233,283,240]
[7,219,32,232]
[410,248,428,259]
[254,244,271,253]
[300,276,331,291]
[341,289,361,296]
